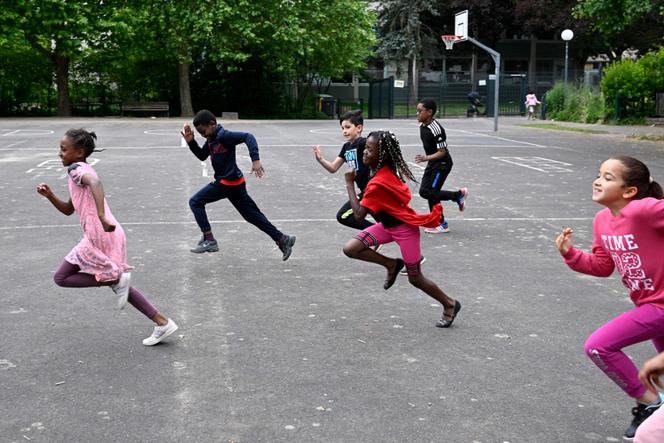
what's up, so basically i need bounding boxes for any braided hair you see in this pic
[369,130,417,183]
[65,128,101,158]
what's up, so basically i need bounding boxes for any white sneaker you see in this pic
[142,318,178,346]
[110,272,131,310]
[424,222,449,234]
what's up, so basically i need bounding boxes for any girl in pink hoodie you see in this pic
[556,156,664,439]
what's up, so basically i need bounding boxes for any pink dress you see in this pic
[64,162,131,282]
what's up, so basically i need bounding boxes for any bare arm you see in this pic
[344,169,369,221]
[313,145,345,173]
[36,183,75,215]
[415,148,447,163]
[80,173,116,232]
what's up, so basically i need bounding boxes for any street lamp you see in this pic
[561,29,574,86]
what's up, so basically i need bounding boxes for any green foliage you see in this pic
[601,48,664,119]
[545,82,605,123]
[573,0,654,36]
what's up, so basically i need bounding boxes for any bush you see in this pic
[544,82,605,123]
[601,47,664,119]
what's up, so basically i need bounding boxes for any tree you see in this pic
[376,0,438,103]
[573,0,664,55]
[0,1,132,116]
[254,0,376,112]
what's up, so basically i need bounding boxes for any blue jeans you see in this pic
[189,181,283,242]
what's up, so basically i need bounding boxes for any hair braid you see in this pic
[369,131,417,183]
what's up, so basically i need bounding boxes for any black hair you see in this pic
[418,98,437,116]
[339,110,363,126]
[368,130,417,183]
[193,109,217,127]
[611,155,664,199]
[65,128,98,158]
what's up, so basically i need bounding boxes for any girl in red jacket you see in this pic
[342,130,460,328]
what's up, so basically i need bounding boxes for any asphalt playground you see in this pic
[2,115,664,442]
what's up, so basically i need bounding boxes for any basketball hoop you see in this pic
[441,35,461,50]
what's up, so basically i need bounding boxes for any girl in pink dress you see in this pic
[556,156,664,439]
[37,128,178,346]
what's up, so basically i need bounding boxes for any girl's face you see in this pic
[59,136,85,166]
[592,159,637,208]
[363,136,380,167]
[340,119,362,142]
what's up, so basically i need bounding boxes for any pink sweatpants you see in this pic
[584,303,664,399]
[54,260,158,319]
[635,406,664,443]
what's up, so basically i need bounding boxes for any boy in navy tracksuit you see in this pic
[181,109,296,260]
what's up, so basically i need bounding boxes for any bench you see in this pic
[121,101,169,117]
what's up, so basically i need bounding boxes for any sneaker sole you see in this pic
[143,322,179,346]
[190,246,219,253]
[424,229,449,234]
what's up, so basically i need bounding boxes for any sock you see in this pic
[204,232,215,241]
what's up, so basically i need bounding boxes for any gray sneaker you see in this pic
[278,235,296,261]
[190,239,219,253]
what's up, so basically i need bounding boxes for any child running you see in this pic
[313,110,374,230]
[342,130,461,327]
[635,352,664,442]
[524,91,541,120]
[181,110,296,259]
[415,98,468,234]
[555,156,664,439]
[36,129,178,346]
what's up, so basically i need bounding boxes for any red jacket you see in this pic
[360,166,442,228]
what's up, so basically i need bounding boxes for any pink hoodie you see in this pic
[562,198,664,307]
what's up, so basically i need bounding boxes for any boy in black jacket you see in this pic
[181,109,295,260]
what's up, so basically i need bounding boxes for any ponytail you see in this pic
[612,155,663,200]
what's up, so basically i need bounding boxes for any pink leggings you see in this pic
[354,223,422,276]
[584,303,664,399]
[54,260,158,319]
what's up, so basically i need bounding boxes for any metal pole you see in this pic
[467,37,500,132]
[564,41,568,86]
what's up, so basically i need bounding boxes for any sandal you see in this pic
[436,300,461,328]
[383,258,405,290]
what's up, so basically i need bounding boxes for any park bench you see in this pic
[121,101,169,117]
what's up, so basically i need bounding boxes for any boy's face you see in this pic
[195,121,217,140]
[340,119,362,141]
[416,103,432,123]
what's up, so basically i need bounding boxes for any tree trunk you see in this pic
[178,60,194,117]
[54,55,72,117]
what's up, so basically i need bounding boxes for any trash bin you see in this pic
[321,96,336,117]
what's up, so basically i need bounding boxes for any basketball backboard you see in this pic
[454,10,468,41]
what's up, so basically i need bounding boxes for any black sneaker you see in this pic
[190,239,219,253]
[278,235,296,261]
[624,401,662,440]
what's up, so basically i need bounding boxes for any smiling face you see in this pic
[362,135,380,167]
[340,119,362,142]
[59,136,85,166]
[592,159,637,211]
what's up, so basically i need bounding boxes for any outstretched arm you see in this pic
[313,145,345,173]
[36,183,75,215]
[345,169,369,221]
[80,174,116,232]
[556,227,614,277]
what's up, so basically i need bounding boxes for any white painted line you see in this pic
[0,216,594,231]
[453,129,546,147]
[408,162,425,170]
[201,161,208,177]
[181,137,186,148]
[2,130,20,136]
[492,156,573,173]
[1,129,54,136]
